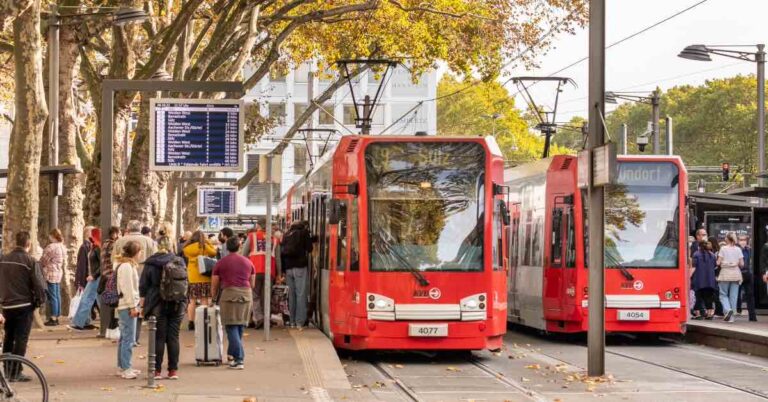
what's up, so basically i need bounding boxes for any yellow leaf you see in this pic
[100,387,114,391]
[55,360,65,364]
[524,364,540,370]
[394,364,404,369]
[446,366,462,372]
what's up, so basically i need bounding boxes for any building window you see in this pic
[295,64,310,83]
[246,154,281,206]
[269,103,286,125]
[343,104,383,126]
[318,104,335,125]
[294,103,308,126]
[294,146,307,175]
[343,105,357,126]
[269,69,286,82]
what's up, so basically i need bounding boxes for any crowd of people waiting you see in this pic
[690,228,768,322]
[0,219,313,382]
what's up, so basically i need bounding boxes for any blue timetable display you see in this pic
[150,99,244,172]
[197,186,238,217]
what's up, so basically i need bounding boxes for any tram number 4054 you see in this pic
[617,310,650,321]
[408,324,449,337]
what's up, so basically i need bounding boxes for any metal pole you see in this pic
[665,117,674,156]
[362,95,371,135]
[144,316,158,388]
[587,0,606,377]
[100,87,114,238]
[264,155,273,341]
[651,89,660,154]
[48,6,60,230]
[307,69,315,171]
[176,181,183,241]
[757,44,765,186]
[621,123,628,155]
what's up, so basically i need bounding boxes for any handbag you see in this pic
[197,255,217,277]
[68,289,83,319]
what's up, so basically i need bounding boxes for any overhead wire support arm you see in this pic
[336,59,399,134]
[511,76,576,158]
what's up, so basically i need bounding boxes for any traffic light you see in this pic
[722,162,730,181]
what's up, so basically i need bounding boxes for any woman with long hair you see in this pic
[116,241,142,379]
[40,228,66,326]
[691,240,718,320]
[183,230,217,329]
[717,232,744,322]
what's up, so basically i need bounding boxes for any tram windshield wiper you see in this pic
[617,263,635,281]
[385,244,430,287]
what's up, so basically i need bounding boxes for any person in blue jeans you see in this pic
[116,241,142,379]
[70,227,101,330]
[211,237,255,370]
[717,232,745,323]
[281,221,313,328]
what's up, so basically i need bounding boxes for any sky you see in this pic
[502,0,768,122]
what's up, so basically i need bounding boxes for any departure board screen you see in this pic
[150,99,244,172]
[197,186,238,217]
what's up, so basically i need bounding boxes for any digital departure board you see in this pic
[197,186,238,217]
[150,99,244,172]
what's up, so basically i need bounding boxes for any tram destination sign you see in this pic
[197,186,238,217]
[150,98,244,172]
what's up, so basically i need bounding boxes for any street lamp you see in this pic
[47,6,149,228]
[605,90,661,153]
[678,44,766,185]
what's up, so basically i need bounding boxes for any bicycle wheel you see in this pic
[0,354,48,402]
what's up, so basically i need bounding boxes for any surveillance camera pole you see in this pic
[651,89,660,154]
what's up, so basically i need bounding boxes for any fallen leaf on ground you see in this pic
[394,364,404,369]
[54,360,65,364]
[243,398,257,402]
[525,364,540,370]
[521,377,530,382]
[372,381,386,388]
[446,366,462,372]
[33,355,44,359]
[100,387,114,391]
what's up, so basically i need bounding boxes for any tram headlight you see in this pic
[460,294,487,311]
[665,291,673,300]
[366,293,394,311]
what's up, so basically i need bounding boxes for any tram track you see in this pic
[365,353,547,402]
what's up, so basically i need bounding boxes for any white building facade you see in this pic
[226,64,437,217]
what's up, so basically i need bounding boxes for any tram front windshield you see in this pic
[605,162,680,268]
[365,142,485,272]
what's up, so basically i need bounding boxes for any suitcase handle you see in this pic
[208,326,212,344]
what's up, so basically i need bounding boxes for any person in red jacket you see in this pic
[241,224,280,328]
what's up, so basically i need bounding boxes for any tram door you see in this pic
[543,197,577,323]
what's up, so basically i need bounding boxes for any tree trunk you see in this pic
[57,27,84,313]
[3,0,48,252]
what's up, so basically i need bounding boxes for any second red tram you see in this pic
[505,155,689,334]
[280,135,508,350]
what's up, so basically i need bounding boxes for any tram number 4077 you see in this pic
[408,324,449,337]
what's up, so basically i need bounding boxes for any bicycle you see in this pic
[0,353,48,402]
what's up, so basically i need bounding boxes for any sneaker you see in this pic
[724,310,734,322]
[154,371,163,380]
[67,325,84,331]
[167,370,179,380]
[692,315,704,320]
[9,374,32,383]
[121,369,138,379]
[735,311,743,317]
[704,316,714,320]
[228,361,244,370]
[82,324,97,330]
[44,319,58,326]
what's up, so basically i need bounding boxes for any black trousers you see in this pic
[737,271,757,320]
[694,288,717,313]
[154,302,185,372]
[2,305,34,377]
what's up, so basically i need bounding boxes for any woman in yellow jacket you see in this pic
[183,230,217,330]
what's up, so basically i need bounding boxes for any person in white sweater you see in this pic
[717,232,744,323]
[116,241,142,379]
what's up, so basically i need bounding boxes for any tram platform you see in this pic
[686,315,768,358]
[24,320,372,401]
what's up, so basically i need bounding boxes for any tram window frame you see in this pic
[565,207,576,268]
[336,200,348,272]
[492,199,504,271]
[581,189,589,268]
[550,208,564,267]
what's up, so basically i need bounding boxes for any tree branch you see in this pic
[386,0,496,21]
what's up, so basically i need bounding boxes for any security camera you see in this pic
[637,135,649,153]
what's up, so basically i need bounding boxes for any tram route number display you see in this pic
[197,186,238,217]
[150,99,244,172]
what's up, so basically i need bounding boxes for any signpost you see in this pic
[197,186,238,217]
[150,98,244,172]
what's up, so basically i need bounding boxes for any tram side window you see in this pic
[550,208,563,267]
[493,200,504,271]
[350,199,360,271]
[565,208,576,268]
[581,189,589,268]
[337,200,348,271]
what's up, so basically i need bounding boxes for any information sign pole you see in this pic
[264,154,273,341]
[587,0,606,377]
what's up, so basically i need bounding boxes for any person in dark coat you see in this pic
[692,240,718,320]
[139,237,187,380]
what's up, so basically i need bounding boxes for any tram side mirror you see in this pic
[500,201,511,226]
[329,199,341,225]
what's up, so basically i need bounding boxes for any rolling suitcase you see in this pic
[194,305,224,366]
[271,285,290,317]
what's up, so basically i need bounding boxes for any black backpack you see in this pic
[160,256,188,302]
[281,229,304,257]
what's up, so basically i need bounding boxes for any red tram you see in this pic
[280,135,508,350]
[505,155,688,334]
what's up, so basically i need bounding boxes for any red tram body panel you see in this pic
[505,155,688,334]
[280,135,508,350]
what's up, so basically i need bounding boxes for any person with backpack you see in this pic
[183,230,218,330]
[115,241,142,379]
[281,221,313,328]
[140,236,188,380]
[98,226,121,338]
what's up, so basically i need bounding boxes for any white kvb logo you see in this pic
[428,287,442,300]
[633,280,644,291]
